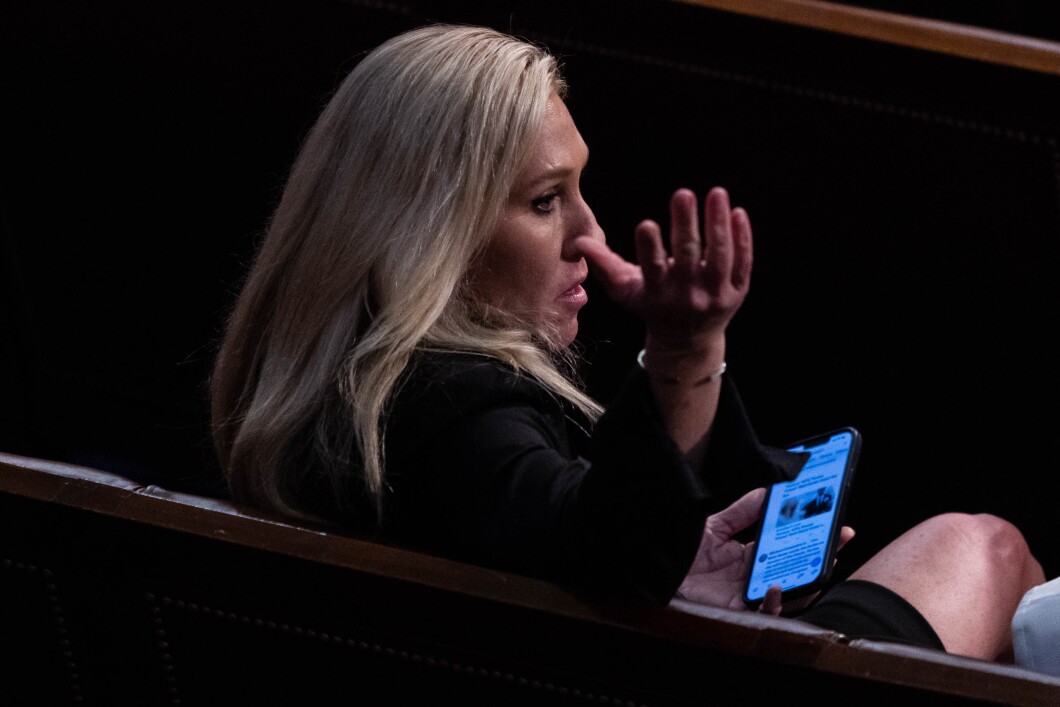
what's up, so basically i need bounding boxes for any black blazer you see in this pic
[373,352,806,603]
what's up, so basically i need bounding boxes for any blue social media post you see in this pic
[745,430,855,602]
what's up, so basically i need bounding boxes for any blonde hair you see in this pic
[211,25,603,522]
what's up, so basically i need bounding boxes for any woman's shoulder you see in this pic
[393,350,554,415]
[404,349,518,382]
[386,349,574,464]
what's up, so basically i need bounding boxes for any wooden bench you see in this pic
[3,451,1059,705]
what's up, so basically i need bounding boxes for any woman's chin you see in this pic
[549,317,580,349]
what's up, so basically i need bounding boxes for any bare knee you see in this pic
[852,512,1044,659]
[851,511,1040,594]
[937,510,1034,568]
[928,512,1039,581]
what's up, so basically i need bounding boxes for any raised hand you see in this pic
[573,186,752,349]
[573,186,753,460]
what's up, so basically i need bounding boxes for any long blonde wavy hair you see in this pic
[210,25,603,522]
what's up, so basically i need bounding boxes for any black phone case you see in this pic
[742,427,861,608]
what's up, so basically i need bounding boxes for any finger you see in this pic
[759,585,783,616]
[573,235,645,307]
[702,187,733,291]
[837,526,856,552]
[573,234,628,278]
[669,188,701,276]
[633,220,667,290]
[706,487,767,540]
[731,206,753,291]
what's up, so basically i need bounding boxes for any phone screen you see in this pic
[744,428,859,604]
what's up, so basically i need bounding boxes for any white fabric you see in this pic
[1013,576,1060,676]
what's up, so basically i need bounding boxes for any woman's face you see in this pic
[470,94,603,347]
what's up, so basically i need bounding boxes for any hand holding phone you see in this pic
[743,427,861,608]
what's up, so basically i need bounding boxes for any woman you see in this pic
[211,24,1043,659]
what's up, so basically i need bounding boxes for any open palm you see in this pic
[573,187,751,346]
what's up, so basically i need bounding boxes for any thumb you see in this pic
[758,585,783,616]
[837,525,855,552]
[707,487,767,541]
[571,235,642,304]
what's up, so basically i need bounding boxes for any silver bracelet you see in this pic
[637,349,727,386]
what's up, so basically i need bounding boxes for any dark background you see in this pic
[3,0,1059,581]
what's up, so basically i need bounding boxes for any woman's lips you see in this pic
[558,282,588,308]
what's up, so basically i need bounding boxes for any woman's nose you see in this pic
[565,196,603,253]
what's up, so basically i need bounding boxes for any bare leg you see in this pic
[849,513,1045,660]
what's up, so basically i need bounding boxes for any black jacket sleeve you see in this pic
[380,353,805,603]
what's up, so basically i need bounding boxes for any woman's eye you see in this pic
[532,193,558,214]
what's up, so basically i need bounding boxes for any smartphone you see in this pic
[743,427,861,608]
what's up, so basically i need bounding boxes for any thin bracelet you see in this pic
[637,349,727,386]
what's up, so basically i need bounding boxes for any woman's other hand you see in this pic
[573,186,752,350]
[574,187,752,461]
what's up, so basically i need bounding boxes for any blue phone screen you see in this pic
[745,430,855,602]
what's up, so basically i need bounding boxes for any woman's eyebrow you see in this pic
[522,166,574,189]
[520,151,589,191]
